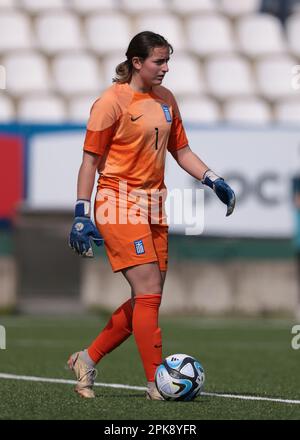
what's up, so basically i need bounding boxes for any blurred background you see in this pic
[1,0,300,317]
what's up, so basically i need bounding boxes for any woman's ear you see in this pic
[132,56,143,71]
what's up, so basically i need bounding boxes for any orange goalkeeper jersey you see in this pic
[83,82,188,191]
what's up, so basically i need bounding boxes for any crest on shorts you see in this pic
[134,239,145,255]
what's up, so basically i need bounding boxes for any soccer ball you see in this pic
[155,353,205,401]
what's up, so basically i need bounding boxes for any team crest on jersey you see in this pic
[161,104,172,123]
[134,240,145,255]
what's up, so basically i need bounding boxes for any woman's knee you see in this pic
[135,272,162,294]
[124,263,162,294]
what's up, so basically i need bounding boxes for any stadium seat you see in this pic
[256,55,297,100]
[35,12,83,54]
[0,12,33,51]
[286,14,300,58]
[19,0,66,12]
[69,0,118,14]
[178,96,221,124]
[186,14,235,57]
[18,95,66,122]
[205,55,255,99]
[170,0,218,15]
[0,64,5,90]
[220,0,260,17]
[223,98,272,124]
[135,14,186,51]
[0,0,17,9]
[52,52,102,96]
[4,52,51,96]
[274,99,300,124]
[236,14,286,58]
[119,0,167,13]
[0,94,15,122]
[102,53,126,87]
[68,95,98,123]
[162,54,204,96]
[85,13,131,54]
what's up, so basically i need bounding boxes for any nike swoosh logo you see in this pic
[130,114,143,121]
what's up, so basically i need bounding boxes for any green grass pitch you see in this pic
[0,315,299,420]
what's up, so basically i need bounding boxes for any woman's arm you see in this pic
[172,145,236,216]
[77,151,101,200]
[172,145,209,181]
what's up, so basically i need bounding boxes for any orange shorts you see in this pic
[94,185,169,273]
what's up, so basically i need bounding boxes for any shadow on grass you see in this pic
[99,392,209,404]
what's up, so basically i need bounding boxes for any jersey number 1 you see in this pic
[155,127,159,150]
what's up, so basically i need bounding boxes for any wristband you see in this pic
[201,169,220,183]
[75,199,91,217]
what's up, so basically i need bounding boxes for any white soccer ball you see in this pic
[155,353,205,401]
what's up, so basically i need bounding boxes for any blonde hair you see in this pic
[113,31,173,84]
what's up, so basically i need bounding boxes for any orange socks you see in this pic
[132,293,162,382]
[87,294,163,383]
[87,298,133,363]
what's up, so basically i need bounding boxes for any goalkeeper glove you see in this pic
[69,200,103,257]
[202,170,236,217]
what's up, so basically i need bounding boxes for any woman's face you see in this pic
[134,46,170,88]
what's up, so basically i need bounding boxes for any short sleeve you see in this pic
[167,94,188,155]
[83,89,121,156]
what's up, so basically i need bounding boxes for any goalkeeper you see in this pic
[68,31,235,400]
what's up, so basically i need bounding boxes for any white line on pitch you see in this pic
[0,373,146,391]
[201,391,300,405]
[0,373,300,405]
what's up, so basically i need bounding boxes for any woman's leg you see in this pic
[122,262,164,387]
[67,292,134,398]
[68,267,166,398]
[87,270,166,364]
[87,296,134,364]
